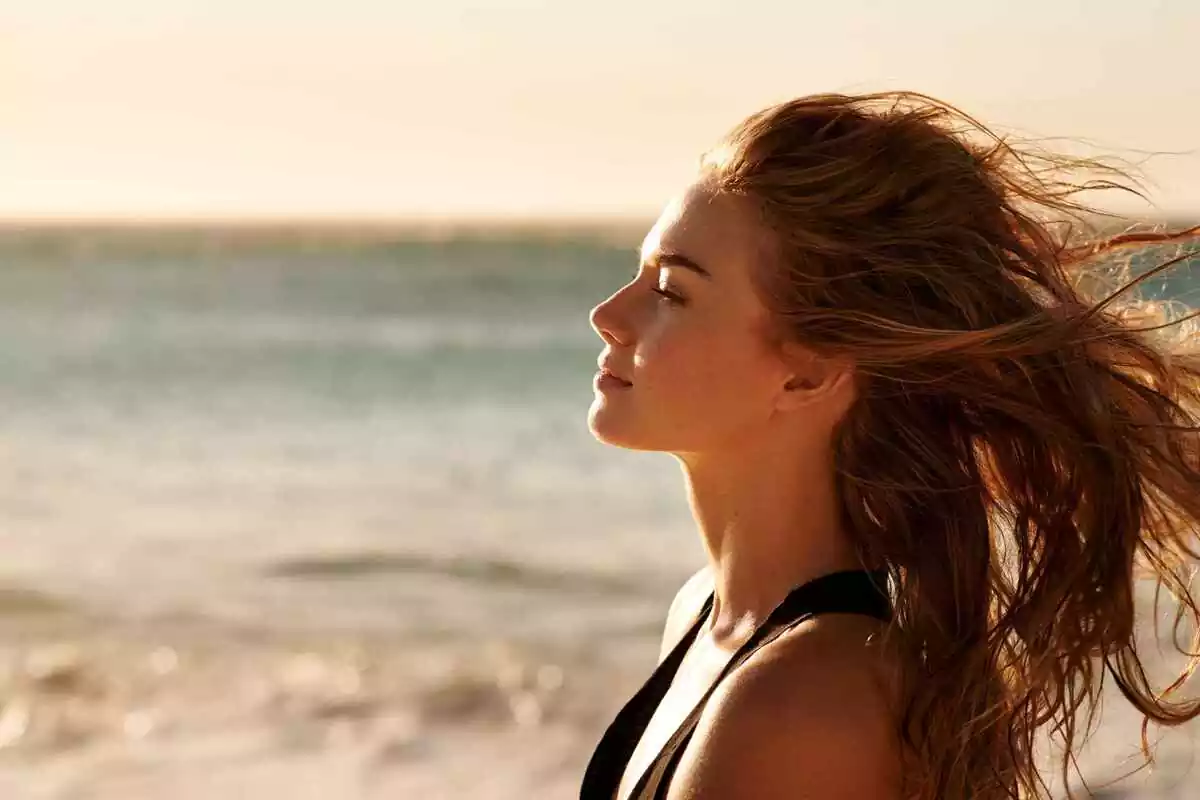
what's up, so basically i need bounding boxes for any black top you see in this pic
[579,568,892,800]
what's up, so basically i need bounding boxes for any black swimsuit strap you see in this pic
[579,568,891,800]
[578,589,716,799]
[641,568,890,799]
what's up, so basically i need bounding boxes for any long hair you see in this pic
[699,91,1200,799]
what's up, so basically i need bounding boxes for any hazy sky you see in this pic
[3,1,1198,219]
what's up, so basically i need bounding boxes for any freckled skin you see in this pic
[587,176,885,800]
[588,180,797,455]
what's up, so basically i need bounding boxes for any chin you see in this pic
[587,404,628,446]
[586,409,675,452]
[588,404,643,449]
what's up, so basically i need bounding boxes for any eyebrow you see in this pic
[639,249,714,280]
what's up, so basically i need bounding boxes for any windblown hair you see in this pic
[699,91,1200,799]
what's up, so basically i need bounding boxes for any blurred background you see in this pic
[0,2,1197,798]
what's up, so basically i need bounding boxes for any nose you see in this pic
[589,291,630,346]
[588,301,607,337]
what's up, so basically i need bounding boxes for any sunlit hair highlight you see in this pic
[700,91,1200,799]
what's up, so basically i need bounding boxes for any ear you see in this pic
[776,349,857,414]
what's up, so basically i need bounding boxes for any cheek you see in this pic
[640,323,714,385]
[640,325,777,419]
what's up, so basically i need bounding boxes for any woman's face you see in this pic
[588,179,800,454]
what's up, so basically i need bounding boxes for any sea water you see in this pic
[0,225,702,647]
[0,224,1194,797]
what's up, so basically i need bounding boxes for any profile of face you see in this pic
[588,178,850,457]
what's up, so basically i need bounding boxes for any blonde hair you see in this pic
[701,91,1200,798]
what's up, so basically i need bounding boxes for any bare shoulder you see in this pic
[666,614,903,800]
[658,565,714,662]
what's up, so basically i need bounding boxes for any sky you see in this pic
[2,0,1198,220]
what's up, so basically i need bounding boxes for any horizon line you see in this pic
[0,211,661,228]
[0,210,1196,231]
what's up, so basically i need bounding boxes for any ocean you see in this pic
[0,223,1195,798]
[0,224,701,639]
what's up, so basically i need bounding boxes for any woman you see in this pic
[578,91,1200,799]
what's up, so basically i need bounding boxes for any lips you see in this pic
[600,369,632,385]
[596,358,632,385]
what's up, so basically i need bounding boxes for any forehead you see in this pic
[639,180,770,277]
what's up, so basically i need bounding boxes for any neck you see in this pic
[677,434,863,650]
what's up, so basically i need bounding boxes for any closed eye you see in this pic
[651,286,687,305]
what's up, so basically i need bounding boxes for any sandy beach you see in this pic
[0,599,1196,799]
[0,601,630,799]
